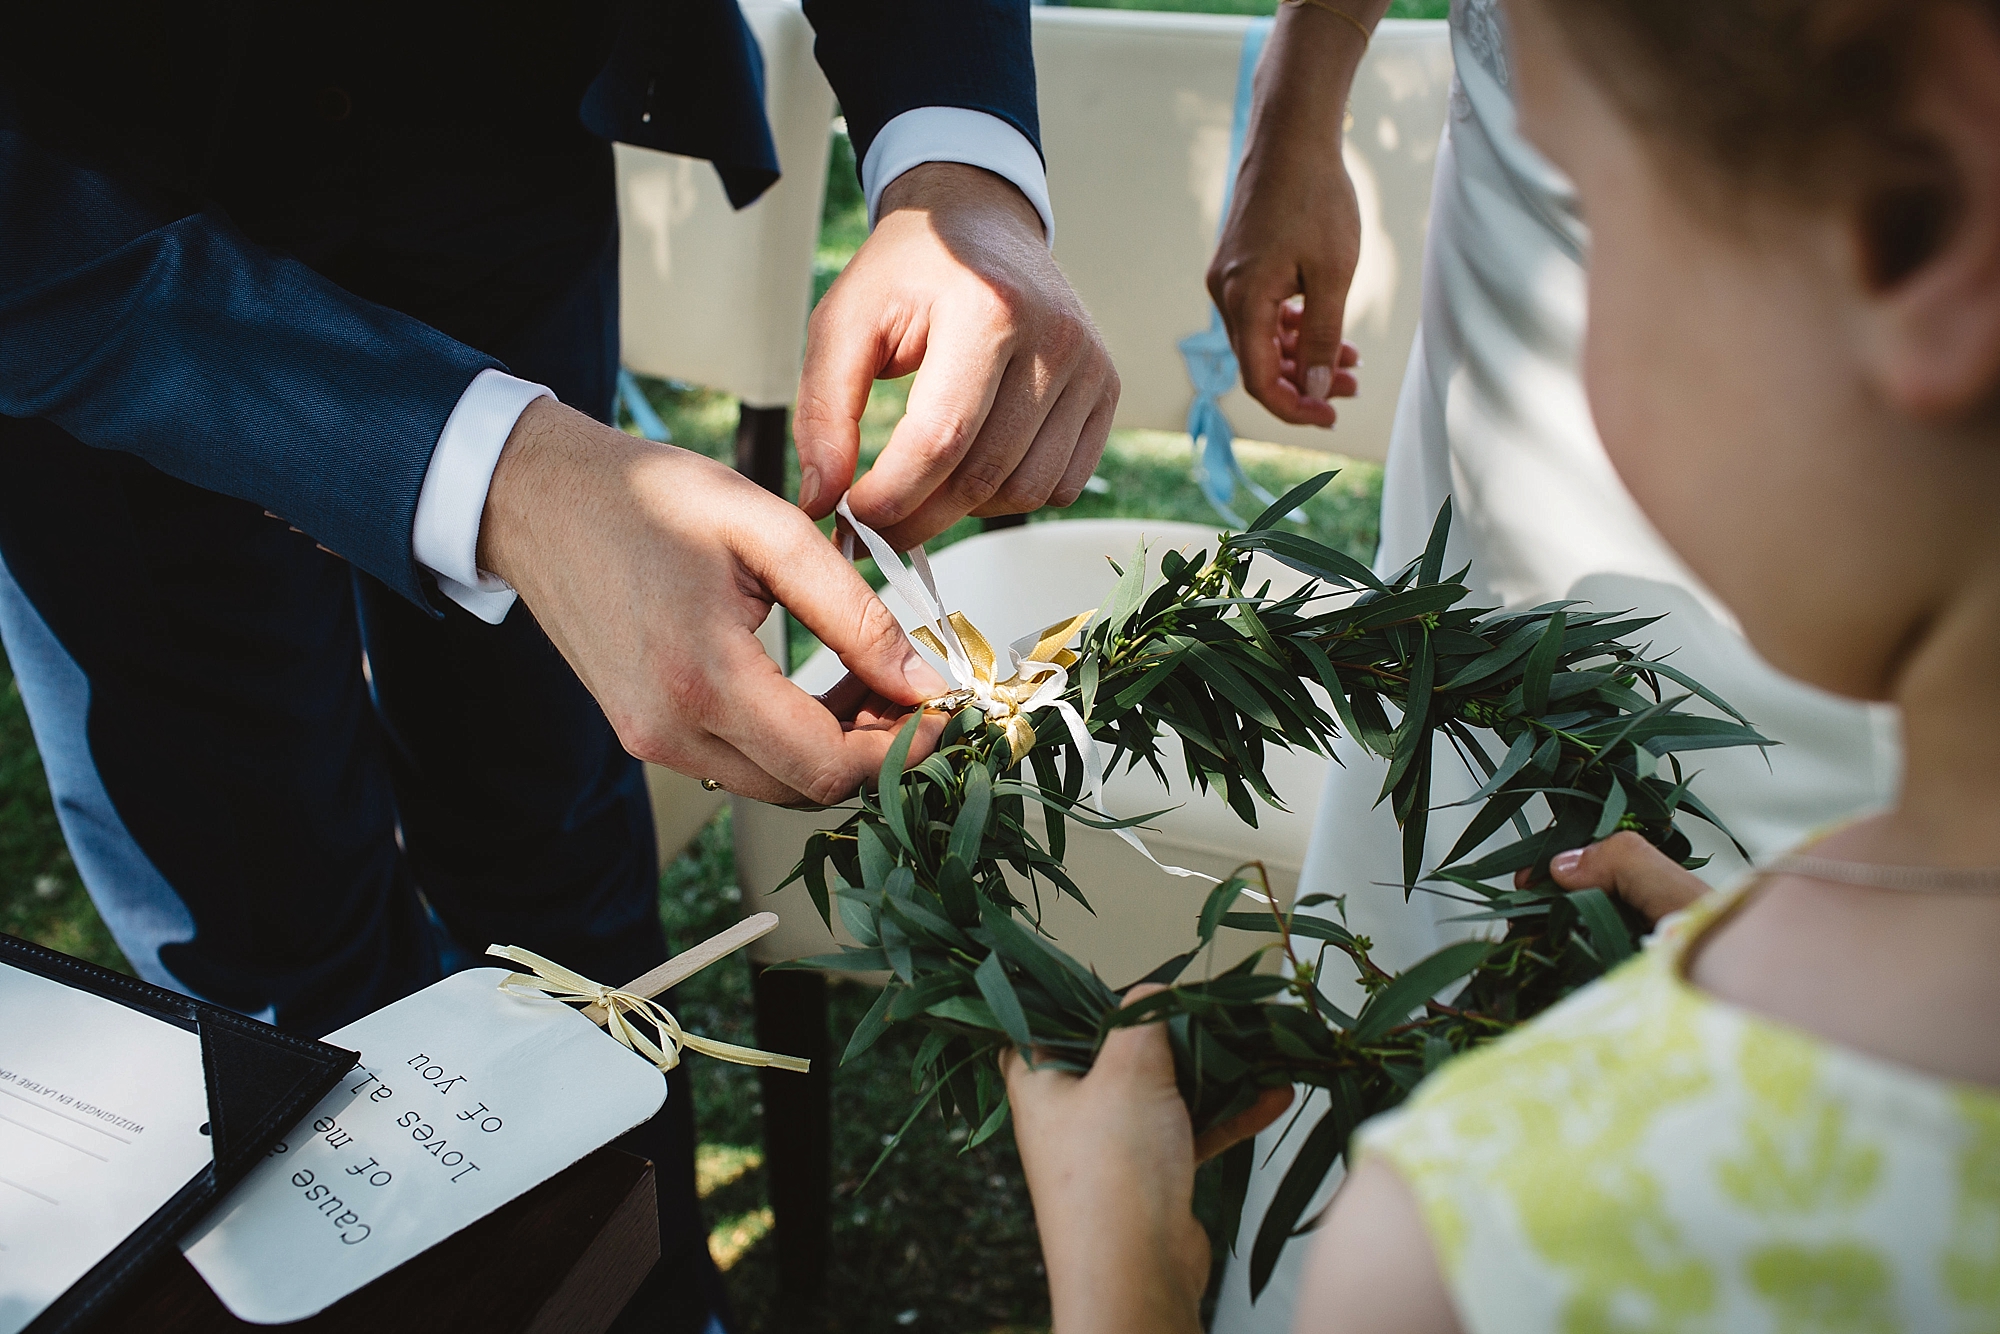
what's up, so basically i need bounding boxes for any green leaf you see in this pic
[936,855,979,926]
[1347,689,1397,757]
[950,763,993,868]
[1112,648,1188,711]
[1249,1079,1360,1298]
[1232,530,1387,592]
[1379,626,1436,803]
[1198,877,1248,946]
[1592,775,1630,841]
[842,983,899,1064]
[1216,912,1358,948]
[1570,887,1637,968]
[1217,1137,1256,1256]
[1249,471,1337,532]
[837,893,881,948]
[876,712,923,850]
[1439,620,1543,691]
[1521,611,1567,717]
[1442,730,1537,808]
[926,993,1001,1030]
[1028,746,1068,864]
[879,914,913,982]
[1185,642,1283,731]
[1398,748,1433,893]
[777,946,890,973]
[1104,541,1151,635]
[980,898,1111,1015]
[1624,657,1755,724]
[802,832,833,927]
[1417,497,1452,587]
[1350,939,1492,1042]
[965,1095,1011,1150]
[975,950,1034,1048]
[857,821,896,893]
[1343,583,1468,632]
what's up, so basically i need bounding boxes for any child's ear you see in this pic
[1861,5,2000,422]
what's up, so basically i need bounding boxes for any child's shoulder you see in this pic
[1352,889,2000,1333]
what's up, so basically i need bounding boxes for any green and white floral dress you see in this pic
[1355,889,2000,1334]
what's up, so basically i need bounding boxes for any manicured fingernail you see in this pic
[903,650,948,697]
[1551,849,1584,877]
[798,465,820,512]
[1304,365,1333,401]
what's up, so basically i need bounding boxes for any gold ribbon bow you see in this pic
[834,495,1219,886]
[485,944,810,1074]
[911,610,1094,763]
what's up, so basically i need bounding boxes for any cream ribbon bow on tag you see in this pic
[486,913,810,1074]
[834,497,1214,884]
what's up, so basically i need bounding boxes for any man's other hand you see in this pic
[794,163,1117,551]
[478,398,948,805]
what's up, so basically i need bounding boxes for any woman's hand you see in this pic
[1520,830,1712,924]
[1003,985,1291,1334]
[1208,0,1389,427]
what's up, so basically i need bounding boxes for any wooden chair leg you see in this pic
[752,965,831,1314]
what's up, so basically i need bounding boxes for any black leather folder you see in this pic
[1,934,356,1334]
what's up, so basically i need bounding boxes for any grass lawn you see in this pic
[0,32,1392,1328]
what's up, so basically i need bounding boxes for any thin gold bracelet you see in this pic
[1283,0,1373,44]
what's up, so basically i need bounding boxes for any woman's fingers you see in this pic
[1522,830,1712,924]
[1193,1085,1295,1163]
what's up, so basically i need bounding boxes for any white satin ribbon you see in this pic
[835,497,1215,884]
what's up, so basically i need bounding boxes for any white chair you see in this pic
[1034,10,1452,463]
[613,0,836,865]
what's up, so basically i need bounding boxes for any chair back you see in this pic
[615,0,836,409]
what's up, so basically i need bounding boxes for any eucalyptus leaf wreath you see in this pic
[781,473,1766,1295]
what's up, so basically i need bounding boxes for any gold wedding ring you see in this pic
[701,778,724,792]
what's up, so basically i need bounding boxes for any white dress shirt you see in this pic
[412,109,1052,623]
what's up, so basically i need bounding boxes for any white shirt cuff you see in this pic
[862,107,1055,246]
[412,368,550,624]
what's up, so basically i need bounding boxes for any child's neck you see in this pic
[1874,562,2000,867]
[1689,547,2000,1088]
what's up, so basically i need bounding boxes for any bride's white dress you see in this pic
[1207,2,1901,1326]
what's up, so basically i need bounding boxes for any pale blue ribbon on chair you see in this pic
[1179,18,1302,529]
[616,368,673,443]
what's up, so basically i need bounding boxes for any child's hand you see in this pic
[1516,830,1711,924]
[1002,984,1293,1334]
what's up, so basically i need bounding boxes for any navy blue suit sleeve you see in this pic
[0,123,499,609]
[803,0,1041,174]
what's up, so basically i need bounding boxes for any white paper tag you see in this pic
[182,968,666,1323]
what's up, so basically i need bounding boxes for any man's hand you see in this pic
[1002,985,1291,1334]
[794,162,1117,551]
[478,397,948,805]
[1208,0,1386,426]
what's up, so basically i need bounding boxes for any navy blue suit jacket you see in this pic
[0,0,1040,609]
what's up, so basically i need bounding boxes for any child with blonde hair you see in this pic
[1005,1,2000,1328]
